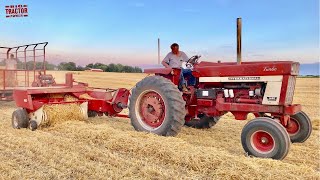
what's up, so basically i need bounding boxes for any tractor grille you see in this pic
[285,76,296,104]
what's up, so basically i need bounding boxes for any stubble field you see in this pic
[0,71,319,179]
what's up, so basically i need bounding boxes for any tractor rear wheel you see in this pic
[286,111,312,143]
[12,108,29,129]
[185,114,220,128]
[241,117,290,160]
[129,76,186,136]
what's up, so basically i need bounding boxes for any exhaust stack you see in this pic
[237,18,242,65]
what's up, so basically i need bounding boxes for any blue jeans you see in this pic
[180,69,196,87]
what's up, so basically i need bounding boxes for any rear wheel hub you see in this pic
[138,91,165,129]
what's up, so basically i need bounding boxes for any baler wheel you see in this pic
[129,76,186,136]
[29,120,38,131]
[88,110,98,118]
[185,114,220,129]
[241,117,290,160]
[12,108,29,129]
[287,111,312,143]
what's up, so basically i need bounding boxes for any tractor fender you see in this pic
[144,68,172,75]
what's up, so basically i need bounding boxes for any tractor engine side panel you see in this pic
[199,75,284,105]
[192,74,299,120]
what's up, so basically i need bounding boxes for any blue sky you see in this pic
[0,0,319,66]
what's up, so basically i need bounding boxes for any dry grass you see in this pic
[0,71,319,179]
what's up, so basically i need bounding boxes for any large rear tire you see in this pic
[12,108,29,129]
[185,114,220,129]
[129,76,186,136]
[241,117,290,160]
[286,111,312,143]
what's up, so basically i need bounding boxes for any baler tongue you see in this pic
[29,102,88,130]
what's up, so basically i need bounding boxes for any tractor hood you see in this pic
[193,61,300,77]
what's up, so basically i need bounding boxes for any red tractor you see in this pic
[127,19,311,160]
[129,56,311,160]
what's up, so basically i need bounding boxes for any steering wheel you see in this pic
[187,55,201,65]
[182,55,201,70]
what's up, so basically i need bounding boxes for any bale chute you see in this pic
[29,102,88,129]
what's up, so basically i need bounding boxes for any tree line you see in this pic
[58,62,142,73]
[0,60,142,73]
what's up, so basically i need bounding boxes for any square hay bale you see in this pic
[41,103,86,128]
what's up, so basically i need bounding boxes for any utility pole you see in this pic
[237,17,242,65]
[158,38,160,64]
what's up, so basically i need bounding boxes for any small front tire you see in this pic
[241,117,290,160]
[286,111,312,143]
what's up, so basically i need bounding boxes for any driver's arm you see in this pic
[161,53,171,68]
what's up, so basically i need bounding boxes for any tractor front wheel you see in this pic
[129,76,186,136]
[241,117,290,160]
[286,111,312,143]
[12,108,29,129]
[185,114,220,129]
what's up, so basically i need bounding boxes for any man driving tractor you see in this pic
[161,43,196,92]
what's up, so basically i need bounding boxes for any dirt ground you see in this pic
[0,71,319,179]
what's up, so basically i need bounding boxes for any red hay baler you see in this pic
[12,73,130,130]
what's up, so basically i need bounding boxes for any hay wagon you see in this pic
[0,42,49,100]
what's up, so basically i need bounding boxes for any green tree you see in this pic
[58,62,77,71]
[107,63,116,72]
[134,66,143,73]
[93,63,108,71]
[85,63,94,69]
[76,66,85,71]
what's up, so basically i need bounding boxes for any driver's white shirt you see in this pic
[162,51,189,68]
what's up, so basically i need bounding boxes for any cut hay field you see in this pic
[0,71,319,179]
